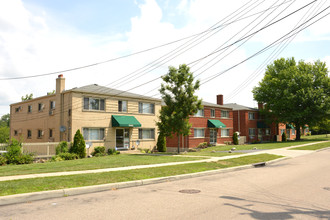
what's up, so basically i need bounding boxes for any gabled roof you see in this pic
[222,103,258,111]
[68,84,161,102]
[161,100,232,110]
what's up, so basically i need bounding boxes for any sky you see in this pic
[0,0,329,117]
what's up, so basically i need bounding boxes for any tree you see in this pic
[0,114,10,127]
[233,132,238,145]
[70,129,86,158]
[21,93,33,101]
[156,132,167,152]
[310,118,330,137]
[0,114,10,143]
[253,57,330,140]
[157,64,202,153]
[47,90,55,95]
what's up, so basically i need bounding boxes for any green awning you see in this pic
[112,115,141,127]
[286,124,294,129]
[257,121,269,128]
[208,119,226,128]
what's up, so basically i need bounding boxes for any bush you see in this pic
[14,154,34,164]
[70,129,86,158]
[282,132,287,142]
[197,142,208,149]
[56,141,69,155]
[0,156,7,165]
[3,138,34,165]
[92,146,106,157]
[107,148,120,155]
[156,133,167,152]
[51,152,78,161]
[233,132,238,145]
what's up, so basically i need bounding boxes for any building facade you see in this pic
[166,95,234,152]
[10,75,161,152]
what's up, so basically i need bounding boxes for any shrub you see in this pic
[56,141,69,155]
[70,129,86,158]
[233,132,238,145]
[15,154,34,164]
[156,133,167,152]
[282,132,287,142]
[197,142,208,149]
[92,146,106,157]
[107,148,120,155]
[52,152,78,161]
[0,156,7,165]
[3,138,34,165]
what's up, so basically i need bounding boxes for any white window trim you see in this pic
[194,109,204,117]
[138,128,155,140]
[210,109,215,118]
[221,110,229,118]
[83,128,105,141]
[248,112,256,120]
[249,128,256,136]
[194,128,205,138]
[138,102,155,114]
[221,128,230,137]
[83,97,105,111]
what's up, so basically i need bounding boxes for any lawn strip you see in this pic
[0,154,205,177]
[0,154,282,196]
[289,142,330,150]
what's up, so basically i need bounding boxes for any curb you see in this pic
[0,156,289,206]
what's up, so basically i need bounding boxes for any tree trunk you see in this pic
[177,134,180,154]
[296,124,301,141]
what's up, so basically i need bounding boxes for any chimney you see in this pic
[258,103,264,110]
[217,94,223,105]
[56,74,65,94]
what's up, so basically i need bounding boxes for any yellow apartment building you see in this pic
[10,75,161,152]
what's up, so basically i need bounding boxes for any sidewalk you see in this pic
[0,141,327,182]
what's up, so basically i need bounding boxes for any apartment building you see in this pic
[166,95,234,152]
[10,75,161,151]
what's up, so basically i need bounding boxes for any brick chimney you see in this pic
[56,74,65,94]
[217,94,223,105]
[258,103,264,110]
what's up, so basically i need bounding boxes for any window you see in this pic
[221,110,229,118]
[49,129,53,138]
[27,130,32,139]
[14,130,18,136]
[210,109,215,118]
[249,128,256,136]
[265,128,270,135]
[28,105,32,113]
[83,97,105,111]
[83,128,105,140]
[248,112,256,120]
[50,101,55,110]
[68,109,71,116]
[138,128,155,139]
[118,100,127,112]
[221,129,230,137]
[292,128,295,135]
[37,129,43,138]
[280,129,285,134]
[139,102,154,114]
[194,109,204,117]
[194,128,205,138]
[38,103,44,112]
[15,106,21,113]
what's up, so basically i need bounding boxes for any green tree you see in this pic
[310,118,330,137]
[47,90,55,95]
[157,64,202,153]
[156,132,167,152]
[70,129,86,158]
[253,58,330,140]
[0,114,10,127]
[0,127,10,143]
[233,132,238,145]
[21,93,33,101]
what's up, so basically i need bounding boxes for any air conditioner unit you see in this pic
[41,131,44,136]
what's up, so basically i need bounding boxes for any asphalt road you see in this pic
[1,149,330,220]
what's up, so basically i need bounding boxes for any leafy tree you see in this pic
[0,127,10,143]
[21,93,33,101]
[70,129,86,158]
[233,132,238,145]
[157,64,202,153]
[0,114,10,127]
[47,90,55,95]
[56,141,69,155]
[156,132,167,152]
[253,58,330,140]
[310,118,330,137]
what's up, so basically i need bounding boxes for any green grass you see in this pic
[0,154,282,196]
[187,151,243,157]
[300,134,329,141]
[289,142,330,150]
[0,154,205,177]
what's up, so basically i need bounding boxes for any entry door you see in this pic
[286,129,290,139]
[210,129,217,145]
[116,128,130,149]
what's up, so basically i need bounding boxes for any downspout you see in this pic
[238,110,240,132]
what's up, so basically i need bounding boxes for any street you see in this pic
[1,149,330,220]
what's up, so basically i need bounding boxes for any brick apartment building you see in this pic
[10,75,161,152]
[166,95,234,152]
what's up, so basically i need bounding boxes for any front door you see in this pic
[116,128,130,149]
[210,129,217,145]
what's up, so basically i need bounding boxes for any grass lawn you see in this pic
[289,142,330,151]
[0,153,282,196]
[187,151,243,157]
[0,154,206,177]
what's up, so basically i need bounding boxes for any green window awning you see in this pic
[112,115,141,127]
[257,121,269,128]
[208,119,226,128]
[286,124,294,129]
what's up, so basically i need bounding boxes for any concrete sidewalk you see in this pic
[0,141,328,182]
